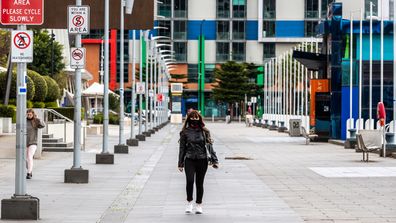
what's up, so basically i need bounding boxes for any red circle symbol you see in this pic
[72,15,84,27]
[72,49,84,61]
[13,32,31,50]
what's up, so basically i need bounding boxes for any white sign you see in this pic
[136,82,145,94]
[251,97,257,103]
[68,6,90,34]
[11,30,33,63]
[172,102,181,112]
[171,83,183,93]
[149,89,154,97]
[70,47,86,69]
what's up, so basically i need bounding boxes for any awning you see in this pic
[292,51,327,72]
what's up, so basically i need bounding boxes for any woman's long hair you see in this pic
[181,110,213,143]
[27,109,38,129]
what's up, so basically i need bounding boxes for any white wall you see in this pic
[246,41,263,64]
[188,41,198,64]
[188,0,216,20]
[247,0,258,20]
[276,43,298,56]
[276,0,305,20]
[188,40,216,64]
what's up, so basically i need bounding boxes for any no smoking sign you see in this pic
[11,30,33,63]
[70,47,86,69]
[68,5,90,34]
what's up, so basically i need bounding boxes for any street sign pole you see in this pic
[127,30,139,146]
[96,0,114,164]
[136,30,146,141]
[143,31,150,137]
[114,0,129,153]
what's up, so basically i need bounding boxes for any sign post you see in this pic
[64,1,89,183]
[1,0,42,220]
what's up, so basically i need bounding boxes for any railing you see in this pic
[42,109,73,143]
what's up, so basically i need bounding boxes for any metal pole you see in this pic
[293,47,297,116]
[145,32,149,133]
[131,30,136,138]
[305,43,308,129]
[73,0,82,168]
[138,30,143,135]
[350,12,354,130]
[359,9,363,131]
[393,0,396,135]
[118,0,125,145]
[380,0,384,102]
[154,49,158,128]
[297,45,301,116]
[149,39,154,130]
[102,0,110,153]
[369,2,373,129]
[289,50,293,117]
[15,24,27,196]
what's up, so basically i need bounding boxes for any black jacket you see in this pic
[178,127,218,167]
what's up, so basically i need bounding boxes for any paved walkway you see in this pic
[0,122,395,222]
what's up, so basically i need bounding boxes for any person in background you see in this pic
[178,110,219,214]
[26,109,45,179]
[226,108,231,124]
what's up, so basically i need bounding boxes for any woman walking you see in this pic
[26,109,45,179]
[178,110,218,214]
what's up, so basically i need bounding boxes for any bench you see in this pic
[300,126,318,145]
[356,130,382,162]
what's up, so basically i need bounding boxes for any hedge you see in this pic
[0,71,36,101]
[43,76,60,102]
[93,113,119,125]
[6,99,33,108]
[0,105,16,123]
[27,70,47,102]
[45,101,58,108]
[49,107,84,120]
[33,101,45,108]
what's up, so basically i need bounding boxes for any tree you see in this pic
[27,70,48,102]
[0,30,10,67]
[212,61,255,105]
[28,30,65,76]
[43,76,60,102]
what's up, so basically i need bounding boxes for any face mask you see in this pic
[190,120,200,126]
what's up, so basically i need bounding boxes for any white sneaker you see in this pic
[185,202,193,213]
[195,204,203,214]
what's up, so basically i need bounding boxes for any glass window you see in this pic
[158,0,171,18]
[232,42,245,61]
[216,42,230,61]
[305,21,318,37]
[391,0,394,20]
[321,0,334,18]
[174,42,187,62]
[217,0,230,18]
[217,21,230,40]
[188,64,199,82]
[365,0,378,17]
[305,0,319,18]
[263,43,275,59]
[232,21,245,40]
[116,30,130,83]
[262,21,275,37]
[173,20,187,40]
[232,0,246,18]
[174,0,187,18]
[158,20,171,37]
[205,64,216,83]
[263,0,276,19]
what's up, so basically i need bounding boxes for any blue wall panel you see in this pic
[276,21,305,37]
[356,35,394,61]
[188,20,216,40]
[246,20,258,40]
[341,86,359,140]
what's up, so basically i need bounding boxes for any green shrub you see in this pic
[4,99,33,108]
[43,76,60,102]
[93,113,104,124]
[0,105,16,123]
[45,101,58,108]
[52,72,67,92]
[33,101,45,108]
[49,107,84,120]
[27,100,33,108]
[27,70,47,102]
[0,71,36,101]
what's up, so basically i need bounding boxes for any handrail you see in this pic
[43,109,73,123]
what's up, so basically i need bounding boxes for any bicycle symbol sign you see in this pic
[72,49,83,61]
[70,47,85,69]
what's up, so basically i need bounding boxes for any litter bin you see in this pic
[289,119,302,136]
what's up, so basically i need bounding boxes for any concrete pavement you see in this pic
[0,122,395,222]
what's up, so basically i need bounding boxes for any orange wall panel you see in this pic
[310,79,330,126]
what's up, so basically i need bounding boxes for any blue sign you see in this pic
[18,87,27,95]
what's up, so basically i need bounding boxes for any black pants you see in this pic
[184,158,208,204]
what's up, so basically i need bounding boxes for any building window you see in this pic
[262,21,275,37]
[174,42,187,62]
[173,20,187,40]
[263,43,275,59]
[205,64,216,83]
[232,21,245,40]
[158,0,171,18]
[305,0,319,18]
[217,21,230,40]
[216,42,230,62]
[391,0,395,19]
[217,0,230,18]
[263,0,276,19]
[305,21,318,37]
[158,20,171,37]
[174,0,187,18]
[365,0,378,17]
[231,42,245,61]
[321,0,334,18]
[232,0,246,18]
[188,64,199,82]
